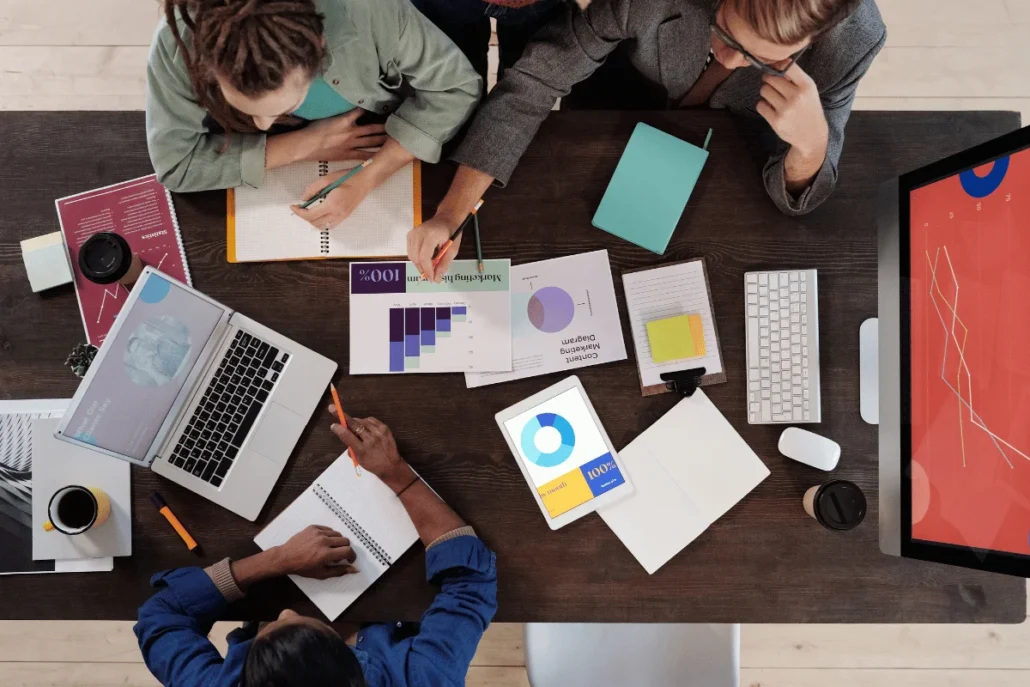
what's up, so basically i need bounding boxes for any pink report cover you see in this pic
[56,175,191,345]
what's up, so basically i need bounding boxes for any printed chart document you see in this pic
[622,259,725,395]
[598,392,769,574]
[466,250,627,388]
[349,260,512,374]
[228,161,419,262]
[255,456,418,620]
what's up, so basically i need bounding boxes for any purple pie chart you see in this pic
[527,287,575,333]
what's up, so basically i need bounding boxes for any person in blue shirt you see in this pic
[134,410,497,687]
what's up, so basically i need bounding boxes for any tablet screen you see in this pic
[503,387,626,518]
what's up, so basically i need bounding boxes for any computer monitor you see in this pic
[879,125,1030,578]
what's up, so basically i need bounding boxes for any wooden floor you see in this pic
[1,1,1028,685]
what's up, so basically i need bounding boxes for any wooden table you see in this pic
[0,110,1024,624]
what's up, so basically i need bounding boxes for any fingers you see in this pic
[290,203,334,229]
[354,123,387,138]
[302,175,334,201]
[339,108,364,126]
[355,133,388,149]
[312,525,342,537]
[783,62,812,86]
[431,235,461,282]
[323,542,356,563]
[761,74,792,99]
[756,99,776,126]
[331,421,363,448]
[759,84,787,110]
[416,228,440,280]
[363,417,388,436]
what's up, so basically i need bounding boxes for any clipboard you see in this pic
[621,258,727,396]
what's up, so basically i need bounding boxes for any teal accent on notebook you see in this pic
[292,76,357,121]
[592,123,711,255]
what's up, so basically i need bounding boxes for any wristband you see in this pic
[396,474,421,497]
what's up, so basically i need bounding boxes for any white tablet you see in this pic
[495,376,634,529]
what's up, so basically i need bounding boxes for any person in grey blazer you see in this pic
[408,0,887,281]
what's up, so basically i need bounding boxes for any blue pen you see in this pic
[299,158,373,209]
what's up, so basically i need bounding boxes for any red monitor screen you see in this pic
[909,146,1030,556]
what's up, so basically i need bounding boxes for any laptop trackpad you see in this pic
[249,403,306,465]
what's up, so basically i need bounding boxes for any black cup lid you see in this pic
[79,232,132,284]
[815,481,867,531]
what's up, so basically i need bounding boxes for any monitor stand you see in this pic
[860,318,879,425]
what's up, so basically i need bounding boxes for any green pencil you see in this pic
[473,214,484,273]
[299,158,373,209]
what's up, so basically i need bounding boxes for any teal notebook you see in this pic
[592,123,709,255]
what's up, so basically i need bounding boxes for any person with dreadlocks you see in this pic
[134,411,497,687]
[146,0,481,231]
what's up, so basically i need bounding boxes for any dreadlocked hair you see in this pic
[164,0,326,135]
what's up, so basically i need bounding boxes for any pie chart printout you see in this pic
[527,287,575,334]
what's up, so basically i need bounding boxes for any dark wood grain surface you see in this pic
[0,110,1024,624]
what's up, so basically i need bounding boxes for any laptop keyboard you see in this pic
[168,330,289,487]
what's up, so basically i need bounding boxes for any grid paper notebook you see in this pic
[254,456,418,620]
[227,160,421,263]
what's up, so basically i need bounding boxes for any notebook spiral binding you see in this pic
[318,161,330,255]
[313,485,392,567]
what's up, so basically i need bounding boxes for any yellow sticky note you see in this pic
[646,314,706,363]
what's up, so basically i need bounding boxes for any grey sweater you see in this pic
[452,0,886,216]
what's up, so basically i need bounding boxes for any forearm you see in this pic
[227,548,286,591]
[434,165,495,225]
[366,137,417,188]
[265,129,319,170]
[783,141,828,195]
[380,463,466,546]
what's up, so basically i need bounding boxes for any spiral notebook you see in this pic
[227,160,421,263]
[254,456,419,620]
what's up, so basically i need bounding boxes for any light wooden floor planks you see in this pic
[1,0,1028,685]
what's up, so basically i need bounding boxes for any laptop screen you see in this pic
[908,143,1030,557]
[64,274,223,461]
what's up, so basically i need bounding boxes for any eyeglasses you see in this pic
[709,21,808,78]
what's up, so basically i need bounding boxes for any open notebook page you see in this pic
[623,261,723,387]
[254,456,418,620]
[231,161,415,262]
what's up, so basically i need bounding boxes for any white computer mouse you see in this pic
[778,427,840,471]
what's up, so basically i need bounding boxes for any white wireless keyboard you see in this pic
[745,269,821,424]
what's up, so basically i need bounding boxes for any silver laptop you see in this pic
[56,267,336,521]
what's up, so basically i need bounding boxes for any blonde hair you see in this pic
[725,0,860,45]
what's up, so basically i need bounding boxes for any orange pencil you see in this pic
[330,384,360,476]
[430,200,484,273]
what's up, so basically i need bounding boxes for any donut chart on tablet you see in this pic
[520,412,576,468]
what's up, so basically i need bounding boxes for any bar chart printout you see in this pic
[389,306,469,371]
[350,260,511,374]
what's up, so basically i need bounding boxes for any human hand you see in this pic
[407,215,461,282]
[328,407,414,492]
[273,525,358,579]
[756,63,829,162]
[290,170,374,230]
[302,110,387,161]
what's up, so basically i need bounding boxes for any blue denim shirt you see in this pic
[134,536,497,687]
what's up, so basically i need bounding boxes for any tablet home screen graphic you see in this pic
[909,145,1030,557]
[504,388,625,518]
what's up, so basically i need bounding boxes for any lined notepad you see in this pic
[623,259,725,395]
[254,456,418,620]
[227,160,421,263]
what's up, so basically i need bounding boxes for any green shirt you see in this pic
[145,0,482,192]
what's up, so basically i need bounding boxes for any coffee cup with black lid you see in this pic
[78,232,144,287]
[803,480,866,531]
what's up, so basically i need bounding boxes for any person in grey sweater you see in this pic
[408,0,887,281]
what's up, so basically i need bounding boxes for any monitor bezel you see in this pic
[897,124,1030,577]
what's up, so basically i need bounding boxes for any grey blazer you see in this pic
[452,0,886,216]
